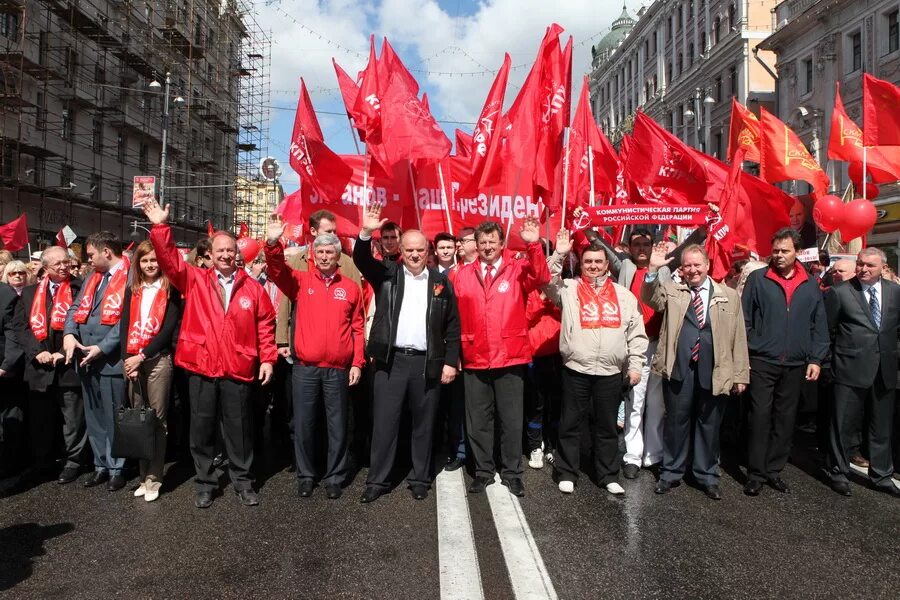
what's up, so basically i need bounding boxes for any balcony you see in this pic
[773,0,821,31]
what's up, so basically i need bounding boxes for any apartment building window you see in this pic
[117,133,127,163]
[714,132,723,159]
[38,32,49,65]
[730,65,738,97]
[677,6,683,31]
[668,17,673,41]
[0,12,19,38]
[139,143,149,171]
[64,49,77,85]
[35,92,45,130]
[689,43,695,66]
[701,31,706,54]
[802,58,813,95]
[91,173,101,203]
[645,39,650,57]
[61,163,74,187]
[888,10,899,54]
[712,18,720,45]
[715,76,722,102]
[677,52,683,75]
[92,120,103,150]
[851,31,862,71]
[61,109,73,141]
[729,3,737,29]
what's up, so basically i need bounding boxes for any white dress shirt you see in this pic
[139,279,163,327]
[690,277,712,323]
[480,257,502,280]
[394,266,429,350]
[217,271,236,310]
[861,278,883,314]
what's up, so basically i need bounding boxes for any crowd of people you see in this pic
[0,198,898,508]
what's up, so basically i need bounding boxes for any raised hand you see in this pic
[648,242,674,273]
[519,217,541,244]
[266,213,286,244]
[555,229,572,255]
[142,198,170,225]
[361,203,388,236]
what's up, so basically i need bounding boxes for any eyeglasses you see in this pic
[460,237,476,244]
[8,271,26,276]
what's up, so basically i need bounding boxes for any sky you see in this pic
[251,0,643,191]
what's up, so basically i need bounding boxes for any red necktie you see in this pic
[691,286,704,362]
[484,264,494,289]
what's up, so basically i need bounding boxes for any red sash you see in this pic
[125,286,168,354]
[576,277,622,329]
[30,277,73,341]
[73,267,127,325]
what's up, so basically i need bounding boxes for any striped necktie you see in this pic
[691,286,704,362]
[868,287,881,328]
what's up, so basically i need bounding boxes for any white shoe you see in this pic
[133,482,146,498]
[606,482,625,495]
[558,480,574,494]
[144,479,161,502]
[528,448,544,469]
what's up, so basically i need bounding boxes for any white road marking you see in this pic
[485,474,558,600]
[436,469,485,600]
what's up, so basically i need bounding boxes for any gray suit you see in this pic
[64,266,127,475]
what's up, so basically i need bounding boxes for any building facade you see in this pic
[589,0,778,164]
[0,0,268,250]
[233,175,282,240]
[758,0,900,249]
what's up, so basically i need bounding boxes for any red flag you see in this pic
[206,220,215,238]
[238,222,249,239]
[706,150,744,281]
[289,79,353,203]
[353,36,382,143]
[379,37,419,97]
[455,129,473,160]
[534,35,572,197]
[829,83,900,183]
[333,58,366,142]
[863,73,900,147]
[624,112,708,205]
[461,53,510,196]
[56,230,67,248]
[759,107,829,199]
[0,213,28,252]
[727,98,761,163]
[565,76,619,208]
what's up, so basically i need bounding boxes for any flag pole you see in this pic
[437,162,454,235]
[862,145,868,201]
[362,146,370,214]
[347,117,362,156]
[407,161,423,230]
[587,144,595,207]
[561,127,571,229]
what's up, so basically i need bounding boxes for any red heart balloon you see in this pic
[839,199,877,241]
[812,195,844,233]
[236,237,261,264]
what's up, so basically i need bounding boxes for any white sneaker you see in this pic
[558,480,574,494]
[133,482,146,498]
[144,479,161,502]
[528,448,544,469]
[606,482,625,495]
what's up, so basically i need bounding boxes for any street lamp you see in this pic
[130,220,152,242]
[686,88,716,153]
[148,73,185,208]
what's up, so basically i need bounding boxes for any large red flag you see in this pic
[727,98,761,163]
[333,58,366,142]
[564,76,619,209]
[534,35,572,198]
[0,213,28,252]
[353,36,382,143]
[829,83,900,183]
[455,129,473,160]
[379,37,419,96]
[461,53,510,196]
[759,107,829,199]
[624,112,708,205]
[706,150,744,281]
[289,79,353,203]
[863,73,900,147]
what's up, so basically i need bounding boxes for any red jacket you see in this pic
[265,242,364,369]
[453,243,551,370]
[150,224,277,382]
[526,289,561,358]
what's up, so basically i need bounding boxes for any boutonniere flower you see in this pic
[433,283,445,296]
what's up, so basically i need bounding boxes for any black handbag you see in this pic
[112,379,159,461]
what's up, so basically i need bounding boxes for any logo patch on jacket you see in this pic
[239,297,252,310]
[498,281,510,293]
[333,287,347,301]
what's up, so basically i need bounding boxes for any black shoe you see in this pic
[744,479,763,496]
[444,457,465,472]
[654,479,676,494]
[410,484,429,500]
[467,476,494,494]
[236,489,259,506]
[83,471,109,488]
[57,467,79,485]
[830,480,852,496]
[360,486,384,504]
[874,483,900,497]
[195,491,213,509]
[622,464,640,480]
[297,479,314,498]
[107,474,125,492]
[211,453,227,469]
[703,485,722,500]
[325,484,342,500]
[501,478,525,497]
[768,477,790,494]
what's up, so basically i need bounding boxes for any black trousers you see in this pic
[661,367,728,486]
[292,364,349,485]
[28,386,87,471]
[438,373,466,460]
[526,355,563,453]
[746,359,805,482]
[0,380,26,474]
[368,353,439,489]
[554,367,621,486]
[188,374,255,492]
[828,371,896,488]
[465,365,525,481]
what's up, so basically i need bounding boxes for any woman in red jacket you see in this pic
[121,241,181,502]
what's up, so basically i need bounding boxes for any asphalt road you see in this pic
[1,434,898,599]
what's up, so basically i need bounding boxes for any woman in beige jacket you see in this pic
[544,231,648,496]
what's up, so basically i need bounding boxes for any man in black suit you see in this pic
[0,279,24,477]
[824,247,900,497]
[21,247,86,484]
[353,203,460,503]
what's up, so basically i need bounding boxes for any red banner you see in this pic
[575,204,709,228]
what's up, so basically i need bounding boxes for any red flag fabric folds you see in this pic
[759,107,829,199]
[0,214,28,252]
[462,53,510,196]
[565,76,618,206]
[829,83,900,183]
[705,151,744,281]
[863,73,900,147]
[534,35,572,197]
[333,58,366,142]
[727,98,761,163]
[353,36,382,144]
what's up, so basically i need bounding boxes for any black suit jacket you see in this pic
[20,279,83,391]
[824,277,900,390]
[0,282,24,376]
[353,236,460,380]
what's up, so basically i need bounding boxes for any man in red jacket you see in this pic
[454,219,550,496]
[143,199,276,509]
[264,215,364,500]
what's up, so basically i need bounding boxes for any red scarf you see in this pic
[576,276,621,329]
[73,266,127,325]
[125,285,168,354]
[30,277,73,341]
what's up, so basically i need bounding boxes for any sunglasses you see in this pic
[9,271,26,276]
